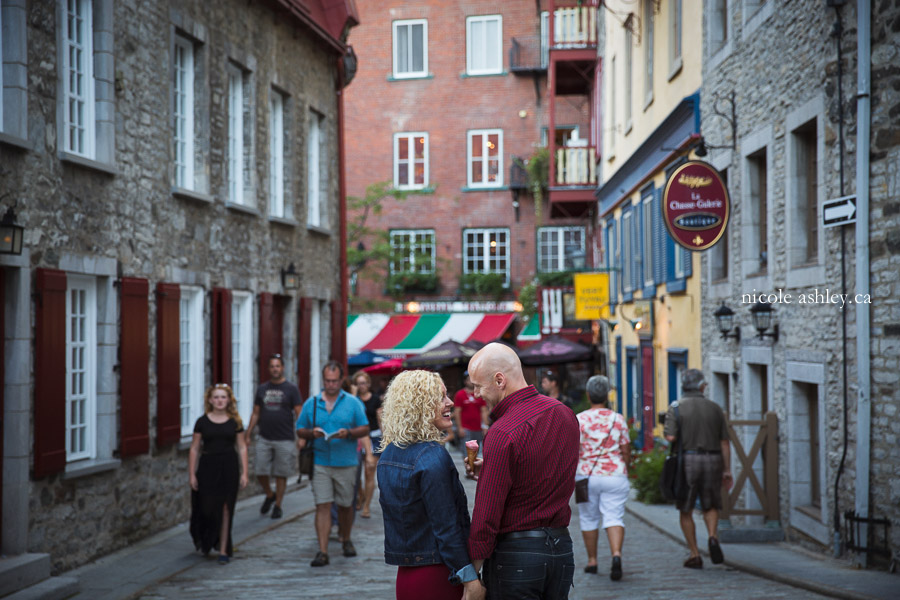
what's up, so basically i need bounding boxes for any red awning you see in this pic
[465,313,517,344]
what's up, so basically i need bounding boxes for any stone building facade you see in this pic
[0,0,357,573]
[699,0,899,565]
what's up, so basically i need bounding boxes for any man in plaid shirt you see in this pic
[465,343,580,599]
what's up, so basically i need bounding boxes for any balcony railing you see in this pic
[509,35,548,72]
[554,146,597,186]
[510,157,529,190]
[553,6,598,47]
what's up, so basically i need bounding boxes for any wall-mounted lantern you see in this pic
[713,302,740,342]
[281,263,299,290]
[0,207,24,255]
[749,301,779,342]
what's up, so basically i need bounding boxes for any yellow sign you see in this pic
[574,272,610,320]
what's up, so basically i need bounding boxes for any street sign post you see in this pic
[823,195,857,228]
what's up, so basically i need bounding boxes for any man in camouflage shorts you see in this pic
[664,369,733,569]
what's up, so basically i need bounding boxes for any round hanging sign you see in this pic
[662,160,730,251]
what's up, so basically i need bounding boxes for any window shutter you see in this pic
[615,219,622,298]
[258,292,275,384]
[211,288,232,386]
[34,268,67,478]
[684,247,693,277]
[665,232,675,282]
[298,297,313,399]
[630,210,639,288]
[635,202,644,286]
[329,299,345,368]
[156,282,181,447]
[120,277,150,457]
[653,189,664,284]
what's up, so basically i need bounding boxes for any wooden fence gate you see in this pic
[721,411,779,522]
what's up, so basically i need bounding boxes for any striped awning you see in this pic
[517,314,541,341]
[347,313,516,355]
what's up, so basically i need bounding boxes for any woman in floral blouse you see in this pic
[576,375,631,581]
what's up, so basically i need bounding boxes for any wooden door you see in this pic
[641,342,655,450]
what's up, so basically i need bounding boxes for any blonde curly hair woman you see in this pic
[377,370,484,600]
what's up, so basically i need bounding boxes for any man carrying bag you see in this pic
[663,369,732,569]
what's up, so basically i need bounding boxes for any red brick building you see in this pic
[344,0,599,330]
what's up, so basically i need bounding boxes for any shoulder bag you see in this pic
[660,403,688,502]
[575,426,613,503]
[298,396,317,480]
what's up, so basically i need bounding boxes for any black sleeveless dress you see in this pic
[189,415,243,556]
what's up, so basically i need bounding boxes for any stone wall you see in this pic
[0,0,346,573]
[700,0,899,562]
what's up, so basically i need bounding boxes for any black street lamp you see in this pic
[749,301,779,341]
[281,263,299,290]
[0,207,24,255]
[714,302,740,341]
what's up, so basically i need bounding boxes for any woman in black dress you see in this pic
[189,383,249,564]
[352,370,381,518]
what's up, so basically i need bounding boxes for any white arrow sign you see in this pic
[823,195,857,228]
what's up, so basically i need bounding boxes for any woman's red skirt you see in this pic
[395,564,462,600]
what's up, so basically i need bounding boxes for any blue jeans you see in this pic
[484,530,575,600]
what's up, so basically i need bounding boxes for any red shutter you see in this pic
[156,283,181,446]
[34,268,67,478]
[258,292,274,383]
[120,278,150,457]
[298,297,313,399]
[211,288,232,386]
[329,299,346,370]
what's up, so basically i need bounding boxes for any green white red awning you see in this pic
[347,313,516,356]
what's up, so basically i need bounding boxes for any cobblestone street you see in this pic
[137,453,825,600]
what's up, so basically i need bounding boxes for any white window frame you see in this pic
[537,226,585,273]
[227,67,245,205]
[467,129,503,188]
[643,0,654,107]
[307,109,323,228]
[393,132,429,190]
[66,275,97,462]
[540,11,549,69]
[463,228,510,286]
[173,35,195,190]
[231,291,253,424]
[269,89,285,218]
[669,0,683,77]
[63,0,95,158]
[466,15,503,75]
[622,211,633,292]
[643,195,654,287]
[179,286,205,437]
[390,229,436,275]
[392,19,428,79]
[624,25,633,132]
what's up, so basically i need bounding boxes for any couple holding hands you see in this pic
[378,343,581,600]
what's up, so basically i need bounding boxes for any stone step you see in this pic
[718,527,785,543]
[0,554,51,598]
[2,577,79,600]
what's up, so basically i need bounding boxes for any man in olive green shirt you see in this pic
[664,369,732,569]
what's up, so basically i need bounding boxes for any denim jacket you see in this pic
[377,441,472,576]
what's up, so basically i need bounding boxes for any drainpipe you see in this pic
[336,54,349,371]
[853,0,871,568]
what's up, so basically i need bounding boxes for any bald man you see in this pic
[465,343,580,600]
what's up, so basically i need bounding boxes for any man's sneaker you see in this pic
[708,536,725,564]
[310,551,329,567]
[260,494,275,515]
[610,556,623,581]
[271,505,283,519]
[342,540,357,557]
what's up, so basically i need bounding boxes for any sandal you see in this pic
[360,509,371,518]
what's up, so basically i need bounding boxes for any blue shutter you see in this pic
[665,231,675,283]
[635,201,643,288]
[684,246,693,277]
[653,188,664,284]
[631,209,639,289]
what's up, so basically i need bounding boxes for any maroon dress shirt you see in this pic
[468,385,580,561]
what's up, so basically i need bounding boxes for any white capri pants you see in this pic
[577,475,630,531]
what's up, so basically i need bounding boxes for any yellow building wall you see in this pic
[601,0,703,181]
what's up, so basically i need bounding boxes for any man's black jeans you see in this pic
[484,529,575,599]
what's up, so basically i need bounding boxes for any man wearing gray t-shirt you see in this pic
[664,368,732,569]
[246,355,302,519]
